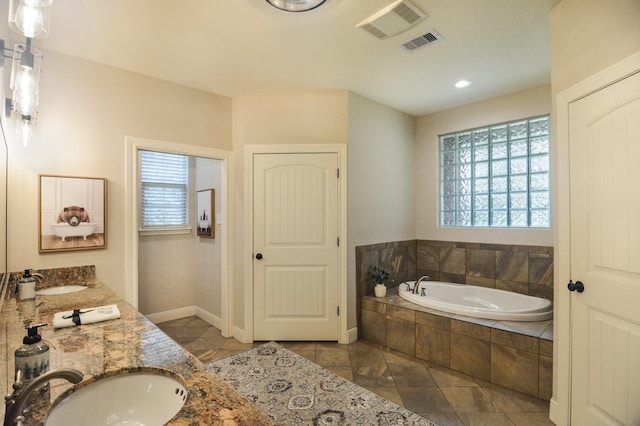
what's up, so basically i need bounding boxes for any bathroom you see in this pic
[1,1,639,425]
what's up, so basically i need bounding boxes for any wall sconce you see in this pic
[10,39,42,117]
[3,0,51,147]
[8,0,52,39]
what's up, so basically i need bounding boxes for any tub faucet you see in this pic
[4,368,84,426]
[413,275,431,294]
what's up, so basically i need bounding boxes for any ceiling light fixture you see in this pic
[455,80,471,88]
[2,0,52,147]
[266,0,327,12]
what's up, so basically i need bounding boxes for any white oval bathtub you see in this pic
[398,281,552,321]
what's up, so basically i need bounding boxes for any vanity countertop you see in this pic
[1,274,274,425]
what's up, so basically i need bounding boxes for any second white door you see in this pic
[253,152,339,341]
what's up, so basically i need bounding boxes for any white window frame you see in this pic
[439,115,551,228]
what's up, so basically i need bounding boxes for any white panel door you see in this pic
[569,71,640,425]
[253,153,339,341]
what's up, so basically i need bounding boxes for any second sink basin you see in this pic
[45,371,187,425]
[36,285,87,296]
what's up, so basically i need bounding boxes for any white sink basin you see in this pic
[36,285,87,296]
[45,371,187,426]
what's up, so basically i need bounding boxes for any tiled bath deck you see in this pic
[362,288,553,401]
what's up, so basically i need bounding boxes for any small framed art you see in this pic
[196,189,215,238]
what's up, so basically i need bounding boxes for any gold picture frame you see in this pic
[196,189,215,238]
[39,175,107,253]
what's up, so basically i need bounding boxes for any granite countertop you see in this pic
[1,271,274,425]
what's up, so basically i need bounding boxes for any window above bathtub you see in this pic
[139,150,190,234]
[439,115,550,228]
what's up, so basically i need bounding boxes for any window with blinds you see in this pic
[139,150,189,229]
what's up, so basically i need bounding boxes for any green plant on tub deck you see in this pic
[368,266,390,298]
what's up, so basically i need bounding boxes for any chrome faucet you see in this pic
[412,275,431,294]
[4,368,84,426]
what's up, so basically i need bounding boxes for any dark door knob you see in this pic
[567,280,585,293]
[255,253,263,260]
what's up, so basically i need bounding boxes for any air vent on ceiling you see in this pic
[356,0,426,40]
[400,29,444,52]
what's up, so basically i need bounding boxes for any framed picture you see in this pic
[39,175,107,253]
[196,189,215,238]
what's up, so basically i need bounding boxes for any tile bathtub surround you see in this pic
[419,241,554,301]
[0,268,274,425]
[362,291,553,401]
[356,239,417,335]
[356,239,554,336]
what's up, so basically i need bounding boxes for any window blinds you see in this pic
[140,150,188,227]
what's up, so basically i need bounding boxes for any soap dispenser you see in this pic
[15,323,50,383]
[17,269,36,301]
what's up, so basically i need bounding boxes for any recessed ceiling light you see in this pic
[455,80,472,88]
[266,0,327,12]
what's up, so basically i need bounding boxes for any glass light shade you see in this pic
[8,0,53,39]
[17,116,36,147]
[10,43,42,117]
[266,0,326,12]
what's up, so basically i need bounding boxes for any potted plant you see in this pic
[368,265,390,297]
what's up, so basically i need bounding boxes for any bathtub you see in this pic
[50,223,96,241]
[398,280,552,321]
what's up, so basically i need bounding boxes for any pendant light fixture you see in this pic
[3,0,52,147]
[266,0,327,12]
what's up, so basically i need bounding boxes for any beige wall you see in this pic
[194,158,223,317]
[347,93,416,329]
[550,0,640,95]
[6,49,231,300]
[138,234,197,314]
[231,90,349,330]
[416,85,553,246]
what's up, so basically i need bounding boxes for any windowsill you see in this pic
[139,227,192,236]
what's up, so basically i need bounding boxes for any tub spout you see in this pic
[413,275,431,294]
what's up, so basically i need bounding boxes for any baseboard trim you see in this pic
[146,306,222,331]
[195,307,222,329]
[145,306,197,324]
[233,326,252,344]
[346,327,358,344]
[548,397,560,425]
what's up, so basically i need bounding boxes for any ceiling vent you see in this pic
[400,29,444,52]
[356,0,426,40]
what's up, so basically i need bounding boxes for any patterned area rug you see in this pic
[206,342,436,425]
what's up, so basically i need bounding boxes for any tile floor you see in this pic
[157,316,554,426]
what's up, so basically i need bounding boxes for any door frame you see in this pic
[244,144,348,343]
[124,136,234,337]
[553,51,640,425]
